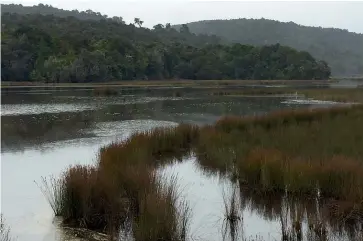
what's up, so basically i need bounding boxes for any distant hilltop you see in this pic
[174,18,363,77]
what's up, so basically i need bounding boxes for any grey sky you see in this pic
[2,0,363,34]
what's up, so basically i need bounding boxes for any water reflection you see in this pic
[160,158,362,241]
[1,90,292,153]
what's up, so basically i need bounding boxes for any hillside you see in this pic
[174,19,363,77]
[1,6,330,82]
[1,3,108,21]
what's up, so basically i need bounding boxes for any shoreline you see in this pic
[0,79,333,89]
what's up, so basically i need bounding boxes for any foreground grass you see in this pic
[43,125,198,240]
[43,104,363,239]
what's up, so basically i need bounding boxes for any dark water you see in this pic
[0,86,353,241]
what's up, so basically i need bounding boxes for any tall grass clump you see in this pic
[0,215,12,241]
[133,176,190,241]
[42,124,198,239]
[36,176,65,216]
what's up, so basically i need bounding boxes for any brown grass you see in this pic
[197,105,363,223]
[43,125,198,239]
[42,104,363,239]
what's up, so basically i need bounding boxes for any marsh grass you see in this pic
[42,104,363,239]
[198,105,363,223]
[133,176,191,241]
[36,176,65,216]
[222,185,242,241]
[42,125,197,240]
[0,215,12,241]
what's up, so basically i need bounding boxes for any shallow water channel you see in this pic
[0,86,355,241]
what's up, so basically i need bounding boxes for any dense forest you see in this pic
[174,19,363,77]
[1,4,331,82]
[1,3,108,21]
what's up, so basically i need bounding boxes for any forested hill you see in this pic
[1,3,108,21]
[1,9,330,82]
[174,19,363,77]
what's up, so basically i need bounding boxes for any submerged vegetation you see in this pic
[42,103,363,240]
[208,88,363,103]
[93,87,119,96]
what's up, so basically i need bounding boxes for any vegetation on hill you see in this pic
[1,3,110,21]
[1,5,330,82]
[175,18,363,77]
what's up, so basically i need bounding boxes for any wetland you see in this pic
[1,81,362,241]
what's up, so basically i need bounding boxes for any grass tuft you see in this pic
[0,215,12,241]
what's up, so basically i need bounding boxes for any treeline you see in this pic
[1,3,109,21]
[174,18,363,77]
[1,12,331,82]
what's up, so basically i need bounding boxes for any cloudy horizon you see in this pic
[2,0,363,34]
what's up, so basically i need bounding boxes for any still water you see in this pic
[0,86,348,241]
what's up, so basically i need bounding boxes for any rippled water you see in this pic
[0,86,351,241]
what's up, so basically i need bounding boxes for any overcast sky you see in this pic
[2,0,363,34]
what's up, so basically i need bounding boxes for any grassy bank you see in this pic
[44,105,363,239]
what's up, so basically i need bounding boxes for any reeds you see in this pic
[41,104,363,239]
[36,176,65,216]
[0,215,12,241]
[222,185,242,241]
[198,105,363,223]
[133,176,190,241]
[42,125,197,239]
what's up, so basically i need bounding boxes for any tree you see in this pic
[112,16,124,24]
[153,24,164,30]
[134,18,143,27]
[180,24,190,34]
